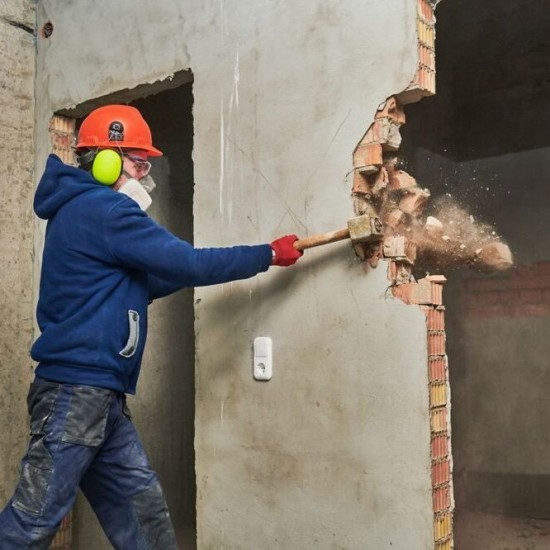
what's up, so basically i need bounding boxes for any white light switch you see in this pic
[253,337,272,381]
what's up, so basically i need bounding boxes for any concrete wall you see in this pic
[0,0,35,504]
[33,1,436,548]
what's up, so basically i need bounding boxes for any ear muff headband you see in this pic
[91,149,123,185]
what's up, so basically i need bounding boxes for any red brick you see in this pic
[432,459,451,486]
[398,188,430,215]
[388,169,417,190]
[383,236,417,264]
[431,435,449,460]
[352,171,370,195]
[384,208,407,230]
[519,289,543,304]
[353,142,383,171]
[375,96,406,125]
[428,332,446,356]
[429,357,447,382]
[537,261,550,276]
[424,307,445,331]
[359,120,384,145]
[433,485,451,513]
[387,261,413,285]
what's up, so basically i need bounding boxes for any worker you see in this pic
[0,104,303,548]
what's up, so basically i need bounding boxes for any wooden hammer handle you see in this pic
[293,228,350,250]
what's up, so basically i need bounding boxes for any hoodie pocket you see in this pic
[119,309,140,358]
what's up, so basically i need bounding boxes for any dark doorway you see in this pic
[131,85,197,548]
[68,78,197,549]
[399,1,550,547]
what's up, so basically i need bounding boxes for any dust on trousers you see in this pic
[0,379,178,549]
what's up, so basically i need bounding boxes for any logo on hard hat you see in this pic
[108,121,124,142]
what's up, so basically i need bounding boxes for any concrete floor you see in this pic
[455,512,550,550]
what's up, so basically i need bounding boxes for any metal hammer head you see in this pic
[347,214,383,243]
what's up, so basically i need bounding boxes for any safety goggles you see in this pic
[124,154,152,176]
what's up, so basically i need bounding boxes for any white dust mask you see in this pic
[118,179,152,211]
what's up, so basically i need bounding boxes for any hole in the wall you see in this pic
[399,0,550,546]
[41,21,53,38]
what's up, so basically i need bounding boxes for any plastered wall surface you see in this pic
[33,1,434,547]
[0,0,35,504]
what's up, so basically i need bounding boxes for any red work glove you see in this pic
[270,235,303,267]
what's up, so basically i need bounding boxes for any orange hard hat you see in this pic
[76,104,163,157]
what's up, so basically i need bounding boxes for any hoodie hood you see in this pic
[34,154,106,220]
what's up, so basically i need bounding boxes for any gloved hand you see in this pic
[270,235,303,267]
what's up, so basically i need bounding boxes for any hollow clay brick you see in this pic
[388,169,417,190]
[432,485,451,513]
[384,209,407,230]
[428,332,446,357]
[432,459,451,486]
[431,435,449,460]
[430,383,447,408]
[434,512,453,542]
[383,236,417,264]
[398,187,430,215]
[353,142,383,172]
[431,407,448,433]
[393,276,443,305]
[423,307,445,331]
[428,357,447,382]
[375,96,406,125]
[352,172,371,195]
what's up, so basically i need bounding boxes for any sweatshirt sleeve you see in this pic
[103,198,273,288]
[148,274,186,300]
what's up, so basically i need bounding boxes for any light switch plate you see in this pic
[253,337,272,381]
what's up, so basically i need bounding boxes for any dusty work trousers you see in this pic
[0,378,178,549]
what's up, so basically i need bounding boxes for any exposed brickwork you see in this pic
[49,514,72,550]
[462,261,550,318]
[48,116,75,549]
[398,0,437,105]
[49,115,77,166]
[393,275,454,549]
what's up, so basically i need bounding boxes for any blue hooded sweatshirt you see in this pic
[31,155,272,394]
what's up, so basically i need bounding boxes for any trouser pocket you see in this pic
[12,435,54,515]
[12,382,115,520]
[61,386,113,446]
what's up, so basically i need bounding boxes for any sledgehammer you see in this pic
[293,214,383,250]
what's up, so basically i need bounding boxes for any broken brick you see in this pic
[352,172,371,195]
[387,260,413,285]
[353,142,383,173]
[383,236,417,264]
[398,187,431,215]
[384,208,407,230]
[388,169,417,190]
[375,96,406,125]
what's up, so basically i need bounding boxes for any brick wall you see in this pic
[47,115,76,549]
[462,261,550,318]
[394,275,455,549]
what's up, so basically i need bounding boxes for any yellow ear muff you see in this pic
[91,149,123,185]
